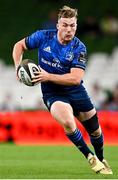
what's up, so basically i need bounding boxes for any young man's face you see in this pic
[57,17,77,44]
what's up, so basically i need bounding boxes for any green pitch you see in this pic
[0,143,118,179]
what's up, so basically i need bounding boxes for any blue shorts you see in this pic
[43,89,94,116]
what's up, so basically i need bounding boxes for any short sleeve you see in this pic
[25,30,45,49]
[71,42,87,70]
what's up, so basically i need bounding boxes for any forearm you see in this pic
[49,73,81,86]
[32,64,84,86]
[12,39,26,69]
[12,45,23,69]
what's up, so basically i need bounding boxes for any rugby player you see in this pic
[12,5,112,175]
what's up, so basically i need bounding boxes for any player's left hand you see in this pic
[32,68,50,83]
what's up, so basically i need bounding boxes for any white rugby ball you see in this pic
[17,59,40,86]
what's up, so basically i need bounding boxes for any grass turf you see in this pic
[0,143,118,179]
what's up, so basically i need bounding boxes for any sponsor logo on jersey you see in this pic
[79,52,87,63]
[43,46,51,53]
[41,58,62,69]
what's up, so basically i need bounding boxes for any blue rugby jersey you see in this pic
[25,29,87,95]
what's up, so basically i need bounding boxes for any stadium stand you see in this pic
[84,47,118,91]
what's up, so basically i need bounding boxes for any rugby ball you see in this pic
[17,59,40,86]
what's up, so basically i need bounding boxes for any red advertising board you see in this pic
[0,111,118,145]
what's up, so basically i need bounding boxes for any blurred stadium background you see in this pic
[0,0,118,178]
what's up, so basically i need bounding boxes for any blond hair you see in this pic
[58,5,78,20]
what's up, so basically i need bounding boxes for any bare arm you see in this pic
[33,67,85,86]
[12,38,27,70]
[49,68,84,85]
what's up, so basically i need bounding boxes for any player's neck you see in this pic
[57,33,70,45]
